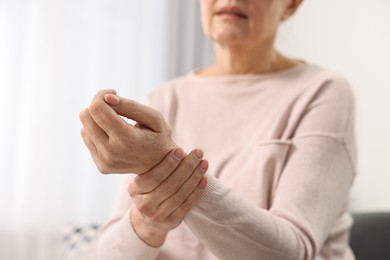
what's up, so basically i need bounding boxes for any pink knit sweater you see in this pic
[95,63,357,260]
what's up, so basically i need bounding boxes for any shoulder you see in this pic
[145,74,190,111]
[285,63,356,120]
[148,74,192,98]
[291,63,356,141]
[146,74,191,108]
[297,63,354,99]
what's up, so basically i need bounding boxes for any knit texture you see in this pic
[95,63,357,260]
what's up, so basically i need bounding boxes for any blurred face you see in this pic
[200,0,295,47]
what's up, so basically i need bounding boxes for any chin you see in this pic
[211,28,247,46]
[212,34,245,47]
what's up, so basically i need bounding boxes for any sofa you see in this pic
[350,212,390,260]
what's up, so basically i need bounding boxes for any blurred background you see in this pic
[0,0,389,259]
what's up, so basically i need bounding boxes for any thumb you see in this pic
[104,94,165,133]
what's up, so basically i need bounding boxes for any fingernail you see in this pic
[104,94,120,106]
[199,160,208,171]
[195,149,203,159]
[174,148,183,159]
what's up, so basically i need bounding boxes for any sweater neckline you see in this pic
[188,62,309,82]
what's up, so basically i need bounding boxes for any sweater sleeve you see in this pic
[184,76,357,260]
[94,175,161,260]
[93,89,176,259]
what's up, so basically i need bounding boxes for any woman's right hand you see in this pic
[80,90,179,174]
[129,148,208,247]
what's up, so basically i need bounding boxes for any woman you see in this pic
[80,0,357,259]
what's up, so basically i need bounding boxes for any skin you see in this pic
[79,89,177,174]
[80,0,303,248]
[79,91,209,246]
[129,149,208,246]
[199,0,303,75]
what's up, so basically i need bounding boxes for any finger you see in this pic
[79,108,108,146]
[132,148,185,194]
[80,127,100,162]
[81,128,97,153]
[170,176,207,221]
[156,160,208,219]
[150,149,204,205]
[88,90,131,136]
[131,149,203,218]
[104,94,166,133]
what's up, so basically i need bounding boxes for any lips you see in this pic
[216,6,248,19]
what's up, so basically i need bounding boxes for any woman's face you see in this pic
[200,0,296,47]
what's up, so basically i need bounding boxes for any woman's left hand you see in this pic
[129,148,208,247]
[79,89,178,174]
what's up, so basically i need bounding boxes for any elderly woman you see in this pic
[80,0,356,259]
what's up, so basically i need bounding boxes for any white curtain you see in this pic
[0,0,213,259]
[4,0,389,259]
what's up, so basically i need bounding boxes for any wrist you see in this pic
[141,143,180,174]
[130,208,167,247]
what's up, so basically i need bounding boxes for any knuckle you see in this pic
[97,89,114,97]
[155,110,164,121]
[149,214,163,223]
[135,196,158,218]
[88,102,103,116]
[163,180,177,194]
[99,149,117,169]
[96,162,109,174]
[79,109,88,122]
[92,150,114,174]
[97,89,106,96]
[154,111,166,129]
[181,199,194,212]
[156,156,179,177]
[97,155,116,174]
[165,125,172,136]
[127,182,137,197]
[100,157,113,171]
[171,192,186,205]
[137,200,152,216]
[80,128,87,138]
[140,173,159,187]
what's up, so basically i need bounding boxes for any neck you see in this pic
[203,40,298,76]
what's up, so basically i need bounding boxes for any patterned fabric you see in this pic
[61,223,100,260]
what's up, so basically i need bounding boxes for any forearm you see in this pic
[184,138,354,260]
[94,148,207,259]
[130,208,167,247]
[184,175,307,260]
[95,208,160,260]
